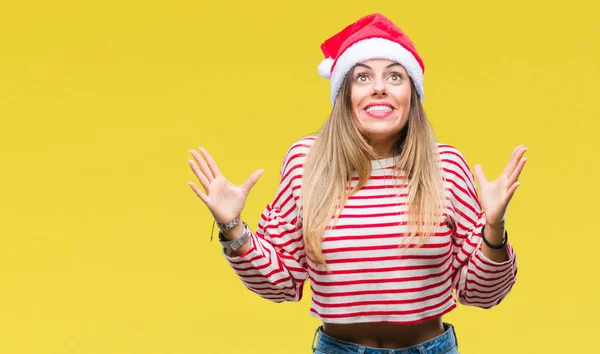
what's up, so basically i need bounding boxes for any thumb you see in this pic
[241,169,264,193]
[473,164,487,186]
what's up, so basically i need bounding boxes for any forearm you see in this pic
[221,220,251,257]
[221,223,307,303]
[454,231,517,308]
[481,222,509,263]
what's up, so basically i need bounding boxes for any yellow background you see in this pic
[1,1,598,353]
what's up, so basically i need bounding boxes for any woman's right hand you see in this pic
[187,147,264,227]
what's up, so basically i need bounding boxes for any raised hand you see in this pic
[473,145,528,227]
[187,147,264,225]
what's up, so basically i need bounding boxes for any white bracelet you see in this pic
[215,216,240,230]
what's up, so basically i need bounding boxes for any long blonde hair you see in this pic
[301,69,446,267]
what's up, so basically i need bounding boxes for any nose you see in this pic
[371,79,387,97]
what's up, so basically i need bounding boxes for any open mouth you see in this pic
[364,104,395,118]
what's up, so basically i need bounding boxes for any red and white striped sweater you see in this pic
[223,136,517,324]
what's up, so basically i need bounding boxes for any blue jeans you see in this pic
[312,323,459,354]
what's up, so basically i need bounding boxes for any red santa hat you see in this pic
[318,13,425,106]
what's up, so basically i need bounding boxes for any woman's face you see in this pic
[350,59,412,156]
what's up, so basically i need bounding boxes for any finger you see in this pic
[508,157,528,186]
[198,146,223,178]
[241,169,264,193]
[190,149,215,183]
[473,164,488,186]
[504,145,527,177]
[506,182,521,203]
[503,145,524,175]
[188,157,210,191]
[188,181,210,205]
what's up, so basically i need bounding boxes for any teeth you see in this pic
[366,105,392,113]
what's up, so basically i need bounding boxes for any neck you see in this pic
[367,137,398,159]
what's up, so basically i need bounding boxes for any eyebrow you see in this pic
[355,62,403,70]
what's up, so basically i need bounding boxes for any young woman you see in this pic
[188,13,527,354]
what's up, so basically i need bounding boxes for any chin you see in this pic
[359,119,406,134]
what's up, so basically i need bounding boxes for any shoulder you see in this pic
[279,135,317,177]
[284,135,317,158]
[436,143,475,186]
[437,143,468,164]
[437,143,471,170]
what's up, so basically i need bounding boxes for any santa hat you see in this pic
[318,13,425,106]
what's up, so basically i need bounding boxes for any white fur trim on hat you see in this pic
[328,37,424,106]
[318,58,334,79]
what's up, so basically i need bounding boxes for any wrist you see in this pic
[485,221,505,231]
[482,223,507,249]
[221,221,245,241]
[216,214,241,230]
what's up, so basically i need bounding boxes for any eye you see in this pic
[355,73,369,83]
[389,73,403,82]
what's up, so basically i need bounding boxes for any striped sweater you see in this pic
[223,136,518,324]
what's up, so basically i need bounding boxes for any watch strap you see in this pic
[219,221,251,251]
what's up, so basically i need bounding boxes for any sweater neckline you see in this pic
[371,155,400,170]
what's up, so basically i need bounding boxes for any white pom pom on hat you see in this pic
[317,58,334,79]
[317,13,425,106]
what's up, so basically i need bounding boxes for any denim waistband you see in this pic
[312,323,458,354]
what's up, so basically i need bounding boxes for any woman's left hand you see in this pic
[473,145,528,227]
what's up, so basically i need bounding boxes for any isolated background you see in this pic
[1,1,598,353]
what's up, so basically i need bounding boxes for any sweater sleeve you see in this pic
[221,139,312,303]
[441,146,518,309]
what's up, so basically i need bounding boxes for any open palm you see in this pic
[473,145,528,226]
[187,147,264,224]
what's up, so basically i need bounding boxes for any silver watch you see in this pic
[219,221,251,251]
